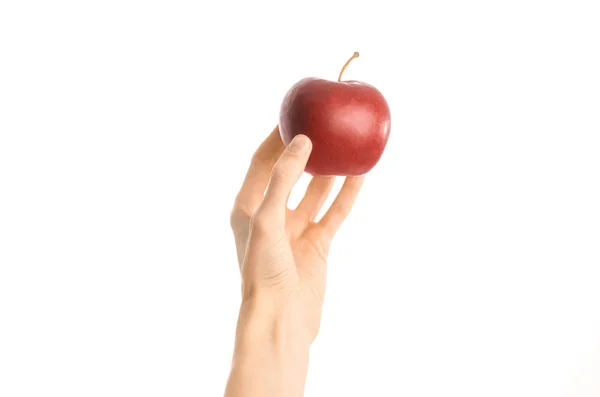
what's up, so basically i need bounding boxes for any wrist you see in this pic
[235,291,312,354]
[225,292,311,397]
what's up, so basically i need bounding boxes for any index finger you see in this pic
[234,126,286,213]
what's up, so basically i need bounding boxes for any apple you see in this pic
[279,52,391,176]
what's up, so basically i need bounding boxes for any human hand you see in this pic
[229,126,364,341]
[225,126,363,397]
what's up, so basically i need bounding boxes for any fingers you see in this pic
[295,176,336,222]
[318,176,365,238]
[261,135,312,215]
[233,126,285,216]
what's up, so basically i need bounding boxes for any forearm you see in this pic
[224,294,311,397]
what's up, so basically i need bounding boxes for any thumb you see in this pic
[262,134,312,212]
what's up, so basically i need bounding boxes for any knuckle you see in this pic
[333,201,351,217]
[250,209,274,233]
[250,148,266,165]
[249,152,263,168]
[229,210,243,229]
[251,150,276,169]
[230,200,252,228]
[285,146,304,159]
[270,162,292,185]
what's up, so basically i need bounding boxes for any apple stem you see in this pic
[338,52,360,82]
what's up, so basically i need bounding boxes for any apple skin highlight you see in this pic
[279,52,391,176]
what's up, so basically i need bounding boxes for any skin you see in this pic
[225,126,364,397]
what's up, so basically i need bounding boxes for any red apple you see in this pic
[279,52,391,176]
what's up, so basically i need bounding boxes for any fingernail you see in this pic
[289,135,310,153]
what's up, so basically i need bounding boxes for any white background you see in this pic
[1,1,599,396]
